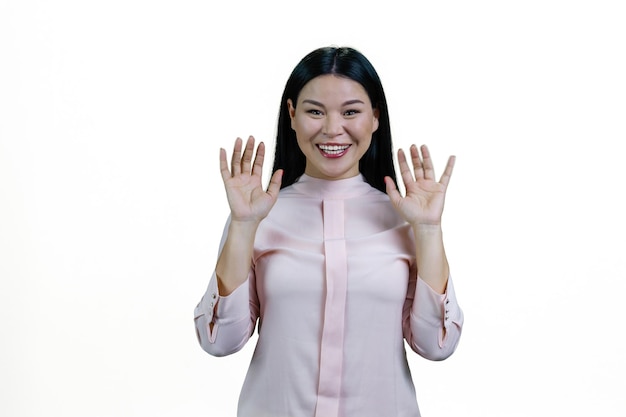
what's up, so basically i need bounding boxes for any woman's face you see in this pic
[288,75,379,181]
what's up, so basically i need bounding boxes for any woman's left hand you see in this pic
[384,144,455,227]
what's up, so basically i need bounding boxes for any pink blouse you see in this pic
[194,174,463,417]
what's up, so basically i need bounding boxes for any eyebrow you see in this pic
[301,99,366,107]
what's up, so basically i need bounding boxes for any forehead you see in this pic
[298,75,370,104]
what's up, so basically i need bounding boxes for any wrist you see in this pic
[228,218,261,237]
[411,222,442,233]
[411,223,443,242]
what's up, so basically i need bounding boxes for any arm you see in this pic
[194,217,260,357]
[402,270,464,361]
[216,136,282,295]
[387,144,463,359]
[194,137,282,357]
[386,144,453,294]
[194,265,255,357]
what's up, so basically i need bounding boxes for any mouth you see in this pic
[317,144,351,158]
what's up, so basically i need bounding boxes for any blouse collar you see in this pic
[290,173,375,199]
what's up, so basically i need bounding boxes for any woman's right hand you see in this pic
[220,136,283,224]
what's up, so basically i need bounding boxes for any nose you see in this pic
[322,113,342,138]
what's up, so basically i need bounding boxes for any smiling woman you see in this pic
[272,46,396,194]
[287,75,380,181]
[193,46,463,417]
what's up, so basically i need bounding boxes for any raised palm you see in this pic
[385,144,455,226]
[220,136,282,223]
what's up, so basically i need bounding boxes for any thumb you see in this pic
[384,176,402,205]
[266,169,283,199]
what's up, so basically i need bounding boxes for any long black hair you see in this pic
[271,46,397,193]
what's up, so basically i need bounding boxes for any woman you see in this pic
[194,46,464,417]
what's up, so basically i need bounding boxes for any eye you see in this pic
[306,109,323,116]
[343,109,360,117]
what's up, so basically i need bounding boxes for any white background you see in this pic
[1,1,625,416]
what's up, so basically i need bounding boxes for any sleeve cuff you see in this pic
[215,279,250,323]
[194,273,250,323]
[414,276,463,346]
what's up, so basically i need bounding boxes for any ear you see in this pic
[372,107,380,133]
[287,99,296,130]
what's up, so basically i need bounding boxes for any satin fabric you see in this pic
[195,174,463,417]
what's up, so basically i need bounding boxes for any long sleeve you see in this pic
[194,218,259,357]
[403,272,464,361]
[194,174,464,417]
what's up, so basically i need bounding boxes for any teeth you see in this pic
[319,144,349,154]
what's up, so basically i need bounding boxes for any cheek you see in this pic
[355,119,377,137]
[295,118,319,137]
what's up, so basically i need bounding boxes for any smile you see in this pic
[317,144,350,157]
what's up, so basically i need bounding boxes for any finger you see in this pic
[439,155,455,187]
[251,141,265,177]
[231,137,243,176]
[266,169,283,199]
[409,144,424,180]
[420,145,436,181]
[219,147,231,182]
[241,136,255,174]
[397,148,416,186]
